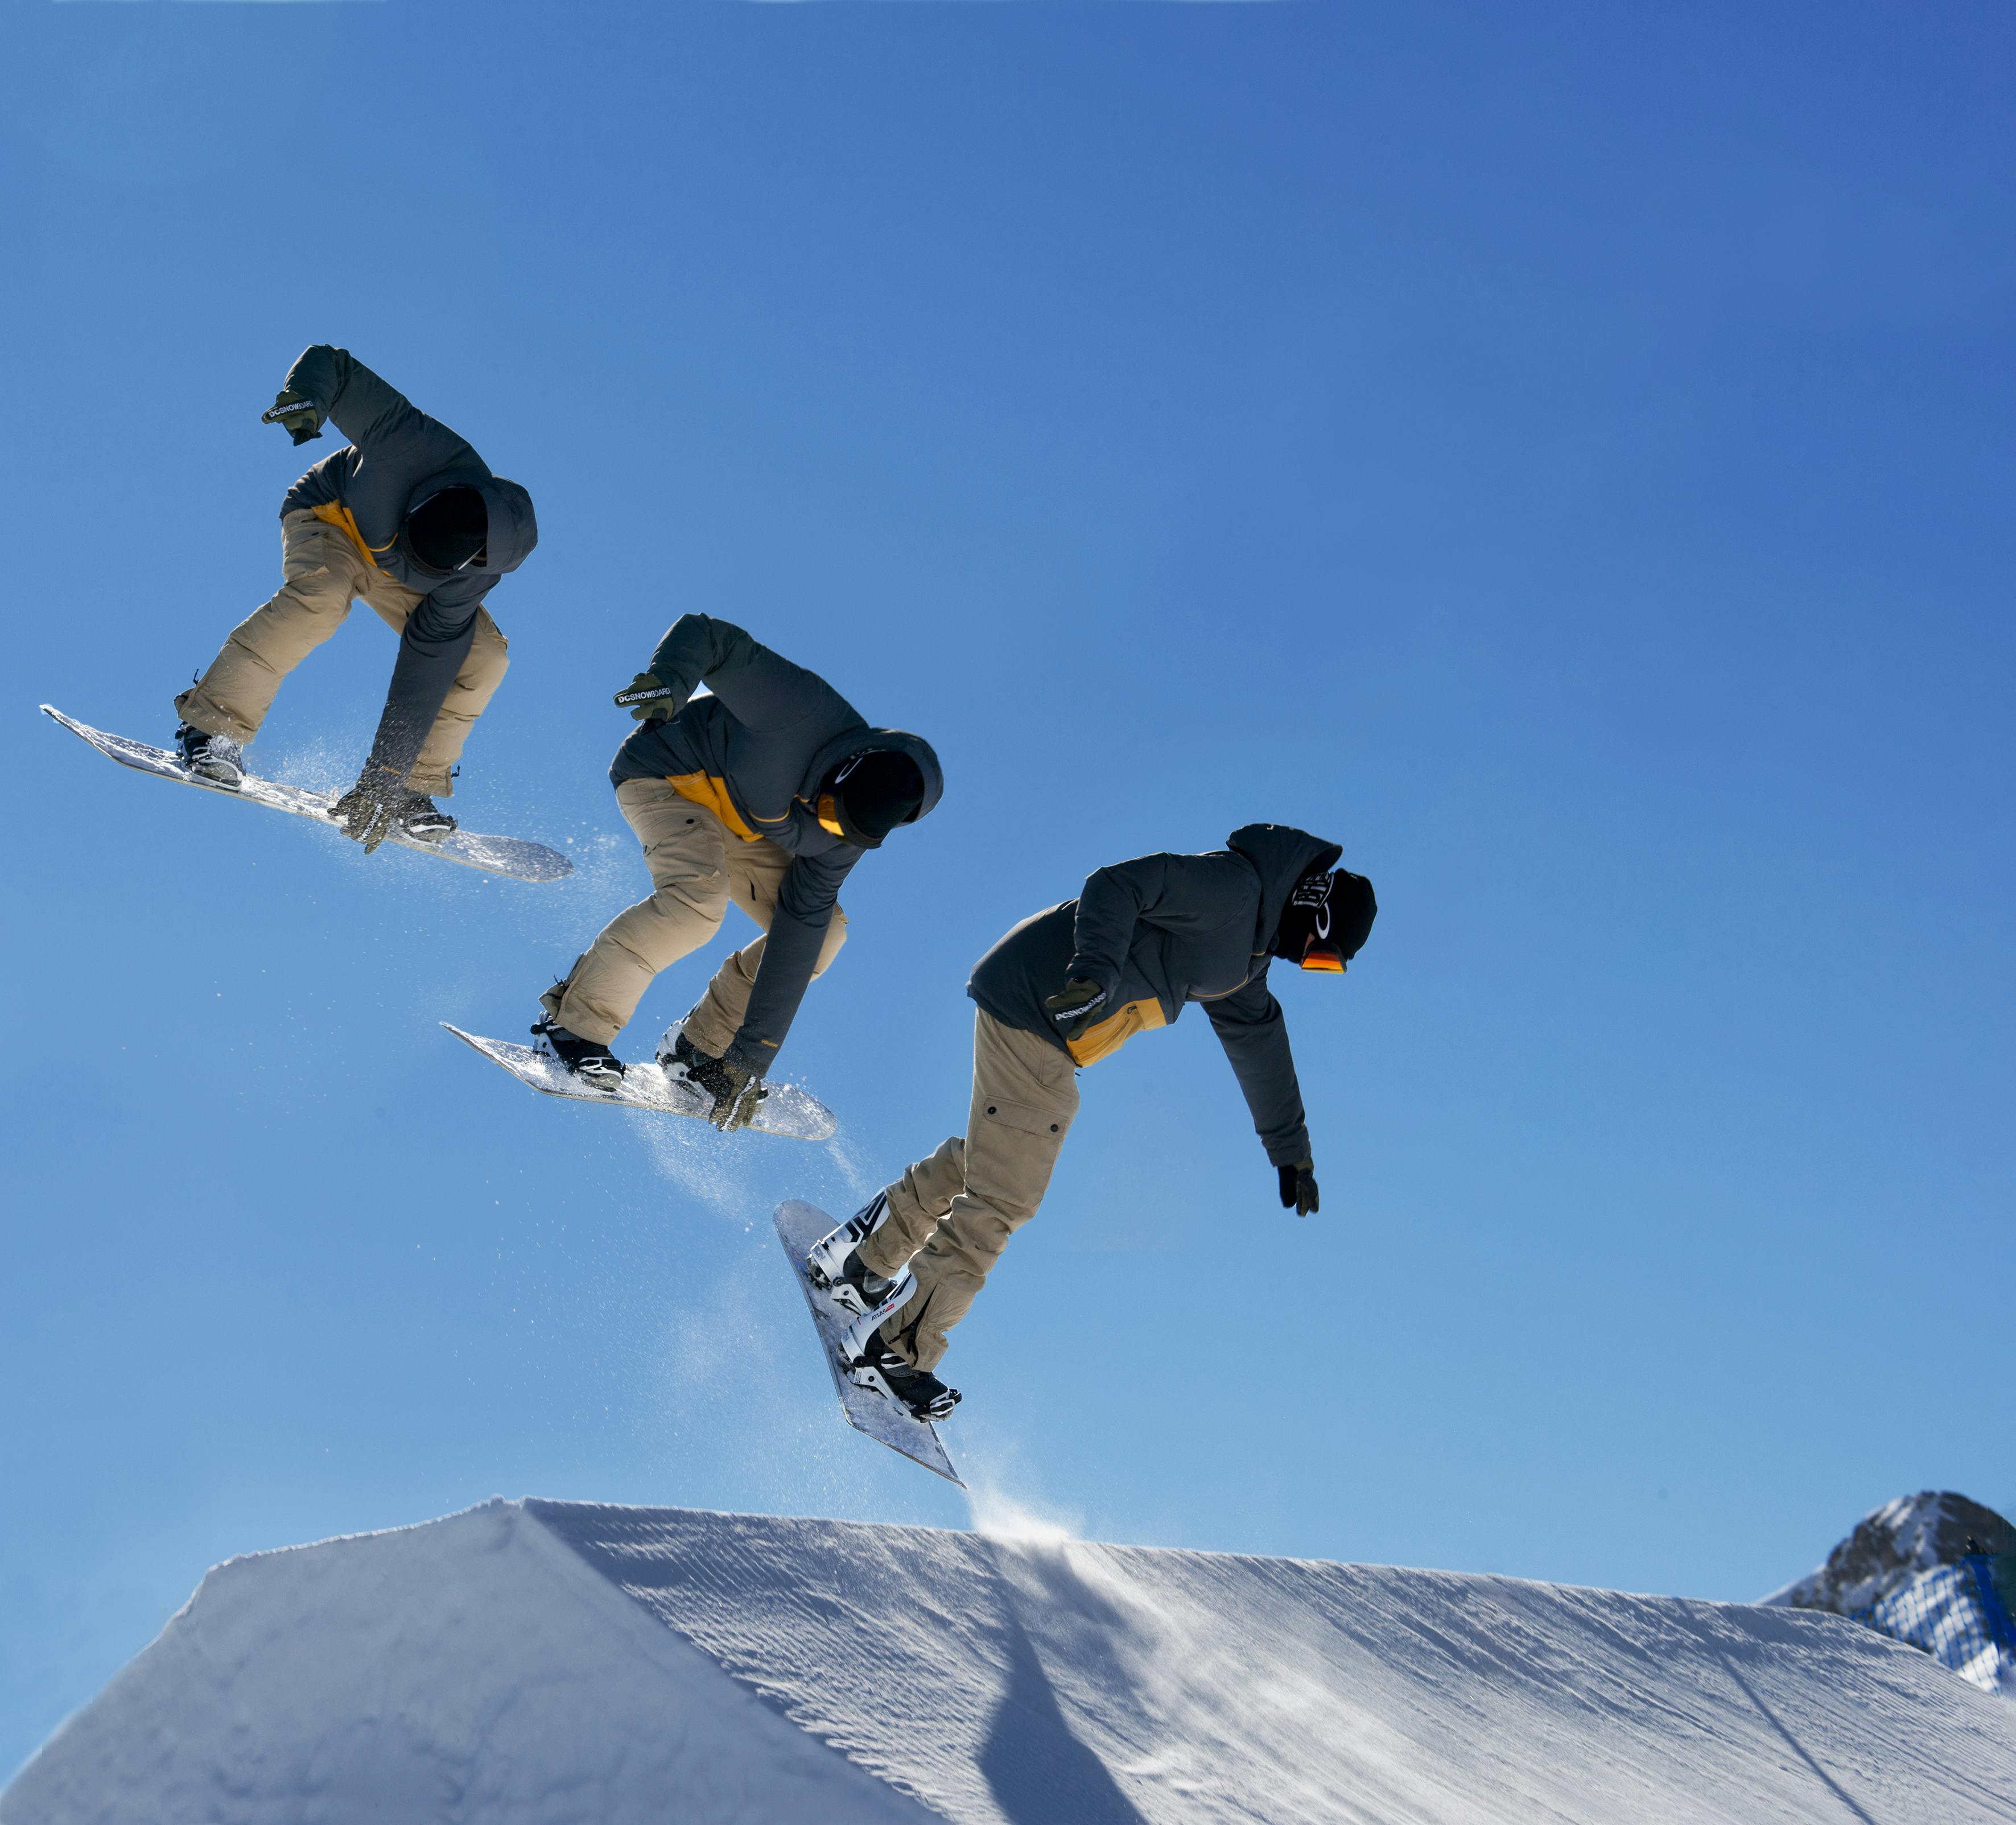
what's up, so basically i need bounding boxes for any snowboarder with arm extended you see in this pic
[808,823,1375,1421]
[534,614,943,1129]
[174,345,538,850]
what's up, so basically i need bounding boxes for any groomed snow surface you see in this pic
[6,1500,2015,1825]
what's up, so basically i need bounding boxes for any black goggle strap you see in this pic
[1289,870,1345,970]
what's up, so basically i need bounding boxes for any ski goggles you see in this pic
[1298,938,1349,973]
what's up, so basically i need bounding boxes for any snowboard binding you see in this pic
[848,1343,962,1424]
[806,1194,904,1315]
[529,1015,625,1088]
[659,1026,769,1132]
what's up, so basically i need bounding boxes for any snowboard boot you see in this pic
[530,1015,625,1088]
[835,1262,920,1373]
[656,1026,716,1083]
[395,791,457,844]
[806,1192,906,1316]
[175,723,244,789]
[849,1337,961,1424]
[658,1026,766,1129]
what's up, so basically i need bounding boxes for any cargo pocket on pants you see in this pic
[968,1095,1073,1226]
[979,1098,1071,1142]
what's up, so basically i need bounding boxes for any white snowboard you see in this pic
[444,1024,838,1142]
[43,704,572,885]
[773,1199,963,1486]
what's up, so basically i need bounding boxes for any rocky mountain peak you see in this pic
[1763,1492,2016,1617]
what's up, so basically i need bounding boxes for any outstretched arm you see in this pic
[1202,971,1313,1169]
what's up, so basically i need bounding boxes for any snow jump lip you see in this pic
[41,703,574,885]
[13,1498,2013,1825]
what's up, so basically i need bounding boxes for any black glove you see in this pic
[329,763,405,854]
[614,672,682,722]
[1277,1158,1319,1217]
[261,387,323,447]
[1042,977,1110,1041]
[683,1046,768,1133]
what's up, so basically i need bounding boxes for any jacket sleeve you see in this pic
[283,346,419,450]
[1065,853,1177,1005]
[727,848,858,1071]
[1203,969,1312,1168]
[647,615,850,736]
[367,572,488,783]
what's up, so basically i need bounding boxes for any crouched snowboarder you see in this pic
[533,614,943,1129]
[807,824,1376,1421]
[174,345,537,850]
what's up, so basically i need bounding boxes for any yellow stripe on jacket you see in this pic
[1065,996,1168,1067]
[666,773,764,843]
[310,501,397,571]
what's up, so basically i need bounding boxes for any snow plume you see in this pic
[966,1479,1081,1546]
[253,732,352,798]
[624,1106,753,1216]
[819,1130,880,1207]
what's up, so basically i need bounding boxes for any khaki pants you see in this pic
[543,777,850,1048]
[175,507,510,796]
[860,1010,1079,1372]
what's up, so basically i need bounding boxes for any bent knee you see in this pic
[811,905,848,976]
[644,887,727,936]
[472,613,509,664]
[267,571,354,622]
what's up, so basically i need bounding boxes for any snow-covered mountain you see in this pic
[1762,1491,2016,1616]
[6,1499,2015,1824]
[1759,1490,2016,1697]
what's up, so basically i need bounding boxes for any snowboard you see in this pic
[43,705,572,885]
[444,1024,838,1142]
[773,1198,963,1487]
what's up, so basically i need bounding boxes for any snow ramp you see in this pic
[6,1500,2014,1825]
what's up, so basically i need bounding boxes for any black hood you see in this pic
[401,474,538,576]
[1226,823,1344,954]
[801,725,945,846]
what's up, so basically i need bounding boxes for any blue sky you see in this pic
[4,0,2013,1777]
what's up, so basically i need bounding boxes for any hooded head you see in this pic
[400,476,538,578]
[808,729,944,849]
[1226,823,1376,973]
[401,486,487,576]
[1272,868,1378,972]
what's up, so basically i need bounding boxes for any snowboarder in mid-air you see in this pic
[173,345,538,851]
[533,614,942,1130]
[806,824,1376,1422]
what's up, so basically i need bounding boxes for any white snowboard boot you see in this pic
[807,1192,908,1316]
[835,1263,920,1374]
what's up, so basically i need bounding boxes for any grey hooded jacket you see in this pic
[612,615,944,1072]
[968,824,1343,1167]
[276,346,538,784]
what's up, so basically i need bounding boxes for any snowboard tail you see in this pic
[773,1199,963,1486]
[445,1025,838,1142]
[42,704,572,885]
